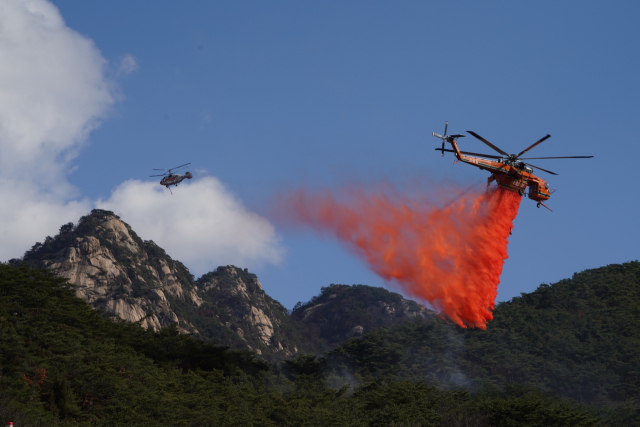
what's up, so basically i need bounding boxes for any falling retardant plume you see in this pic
[276,183,522,329]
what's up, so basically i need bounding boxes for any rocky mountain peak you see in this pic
[194,265,305,357]
[292,283,433,351]
[16,210,311,360]
[199,265,263,294]
[20,209,199,333]
[15,210,435,361]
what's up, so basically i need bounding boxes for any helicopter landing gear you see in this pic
[537,202,541,208]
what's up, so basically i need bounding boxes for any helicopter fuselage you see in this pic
[451,140,552,203]
[433,123,592,211]
[160,172,192,187]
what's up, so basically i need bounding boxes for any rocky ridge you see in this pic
[18,210,307,359]
[22,210,200,333]
[191,266,309,356]
[292,283,433,352]
[17,209,435,360]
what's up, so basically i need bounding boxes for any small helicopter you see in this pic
[150,163,193,194]
[432,122,593,211]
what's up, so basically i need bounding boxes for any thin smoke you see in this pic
[275,182,522,329]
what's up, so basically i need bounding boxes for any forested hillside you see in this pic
[0,263,604,426]
[328,261,640,425]
[291,283,432,353]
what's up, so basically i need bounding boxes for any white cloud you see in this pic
[0,182,91,260]
[0,0,115,261]
[0,0,116,187]
[96,178,284,275]
[0,0,284,274]
[117,53,138,75]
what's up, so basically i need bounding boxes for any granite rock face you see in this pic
[29,210,198,334]
[20,209,434,360]
[195,266,304,357]
[20,209,308,360]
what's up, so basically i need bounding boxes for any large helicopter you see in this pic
[150,163,192,194]
[432,122,593,211]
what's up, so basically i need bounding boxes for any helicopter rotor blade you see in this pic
[432,132,444,139]
[459,150,502,159]
[520,155,594,159]
[168,162,191,171]
[466,131,509,156]
[436,148,503,159]
[523,162,558,175]
[150,174,167,177]
[444,121,448,137]
[517,134,551,157]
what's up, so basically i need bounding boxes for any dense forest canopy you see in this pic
[0,261,637,425]
[328,261,640,424]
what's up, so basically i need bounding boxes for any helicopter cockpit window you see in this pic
[544,183,549,189]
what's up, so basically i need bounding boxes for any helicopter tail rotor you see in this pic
[441,121,448,156]
[431,132,446,156]
[433,121,465,156]
[432,121,448,156]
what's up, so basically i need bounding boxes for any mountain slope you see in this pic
[291,283,433,352]
[17,209,441,360]
[17,209,305,359]
[21,209,200,333]
[329,261,640,418]
[0,263,602,426]
[0,263,272,425]
[189,265,312,356]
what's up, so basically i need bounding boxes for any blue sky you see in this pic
[2,1,638,311]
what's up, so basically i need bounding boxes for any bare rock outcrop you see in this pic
[18,209,434,362]
[19,210,311,360]
[196,265,306,358]
[26,210,198,333]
